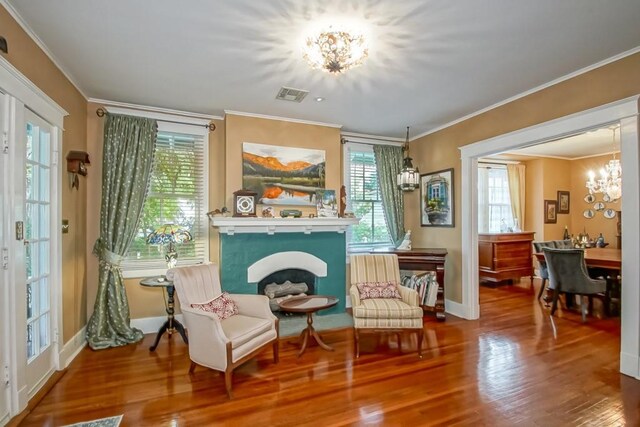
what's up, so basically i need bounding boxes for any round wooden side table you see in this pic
[278,295,338,357]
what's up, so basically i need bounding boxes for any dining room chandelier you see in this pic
[303,29,368,74]
[397,127,420,192]
[586,127,622,201]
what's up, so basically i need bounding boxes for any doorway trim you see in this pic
[460,95,640,379]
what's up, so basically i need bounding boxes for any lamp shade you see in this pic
[146,224,193,245]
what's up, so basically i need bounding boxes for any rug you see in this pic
[63,415,123,427]
[279,312,353,337]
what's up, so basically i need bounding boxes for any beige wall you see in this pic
[1,6,88,343]
[409,52,640,303]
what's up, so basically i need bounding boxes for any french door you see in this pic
[0,60,63,422]
[21,109,56,395]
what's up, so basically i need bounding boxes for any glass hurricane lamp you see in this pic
[397,126,420,192]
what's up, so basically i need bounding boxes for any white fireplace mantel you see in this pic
[209,216,360,235]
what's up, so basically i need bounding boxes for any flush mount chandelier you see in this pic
[586,127,622,201]
[303,30,368,74]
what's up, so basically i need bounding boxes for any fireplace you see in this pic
[257,268,316,313]
[211,218,355,316]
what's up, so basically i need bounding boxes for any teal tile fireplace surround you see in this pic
[219,232,346,315]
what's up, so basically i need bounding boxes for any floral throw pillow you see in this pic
[191,292,239,320]
[356,282,402,300]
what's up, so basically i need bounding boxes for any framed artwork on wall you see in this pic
[544,199,558,224]
[242,142,326,206]
[420,168,454,227]
[557,190,570,214]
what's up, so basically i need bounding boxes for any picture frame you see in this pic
[544,199,558,224]
[557,190,570,214]
[315,189,338,217]
[420,168,454,227]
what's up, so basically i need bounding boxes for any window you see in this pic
[478,164,515,233]
[122,122,208,276]
[344,142,392,250]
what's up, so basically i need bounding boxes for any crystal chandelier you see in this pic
[397,127,420,192]
[586,128,622,201]
[303,30,368,74]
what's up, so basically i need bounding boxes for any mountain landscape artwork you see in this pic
[242,142,326,206]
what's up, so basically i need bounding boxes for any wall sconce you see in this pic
[66,150,90,189]
[0,36,7,54]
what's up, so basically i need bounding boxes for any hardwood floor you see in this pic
[19,281,639,426]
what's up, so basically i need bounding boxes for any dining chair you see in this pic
[542,248,606,321]
[533,241,556,300]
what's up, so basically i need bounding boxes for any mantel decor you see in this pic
[420,168,454,227]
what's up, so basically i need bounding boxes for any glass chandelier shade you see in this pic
[585,128,622,201]
[397,127,420,192]
[303,30,368,74]
[146,223,193,269]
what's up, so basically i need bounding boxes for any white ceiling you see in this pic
[490,125,621,161]
[4,0,640,138]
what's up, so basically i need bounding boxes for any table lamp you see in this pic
[146,224,193,269]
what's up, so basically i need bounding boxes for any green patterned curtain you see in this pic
[373,145,405,246]
[86,113,157,350]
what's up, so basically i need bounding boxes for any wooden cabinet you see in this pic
[372,248,447,321]
[478,232,534,284]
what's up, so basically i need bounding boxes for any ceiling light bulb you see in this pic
[315,97,325,102]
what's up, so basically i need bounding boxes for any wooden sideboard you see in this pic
[372,248,447,321]
[478,232,534,284]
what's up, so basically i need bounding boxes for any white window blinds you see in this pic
[344,142,392,250]
[122,125,208,275]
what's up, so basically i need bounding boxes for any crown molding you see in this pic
[224,110,342,129]
[411,45,640,142]
[0,0,88,100]
[89,98,223,121]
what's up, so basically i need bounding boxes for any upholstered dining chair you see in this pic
[166,263,279,398]
[542,248,606,321]
[350,254,424,358]
[533,241,556,300]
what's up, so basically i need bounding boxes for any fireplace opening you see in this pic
[257,268,316,316]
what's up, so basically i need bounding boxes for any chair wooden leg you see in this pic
[550,287,561,315]
[224,368,233,399]
[273,339,279,364]
[354,328,360,359]
[537,278,547,300]
[581,296,588,322]
[188,361,197,374]
[417,329,424,359]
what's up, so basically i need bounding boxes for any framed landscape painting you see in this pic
[420,168,454,227]
[242,142,326,206]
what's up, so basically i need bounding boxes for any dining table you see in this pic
[533,247,621,271]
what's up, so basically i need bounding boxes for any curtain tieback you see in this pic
[93,239,124,268]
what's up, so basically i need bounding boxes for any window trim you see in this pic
[107,107,210,279]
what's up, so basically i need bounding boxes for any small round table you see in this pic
[278,295,338,357]
[139,276,188,351]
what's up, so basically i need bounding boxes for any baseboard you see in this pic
[59,326,87,369]
[445,299,470,319]
[131,314,184,334]
[620,351,640,379]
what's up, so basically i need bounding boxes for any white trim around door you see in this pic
[459,95,640,379]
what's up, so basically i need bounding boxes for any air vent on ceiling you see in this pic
[276,86,309,103]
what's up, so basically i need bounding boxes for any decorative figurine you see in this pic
[396,230,412,250]
[339,185,347,217]
[262,207,274,218]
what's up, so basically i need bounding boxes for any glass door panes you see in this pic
[25,119,51,361]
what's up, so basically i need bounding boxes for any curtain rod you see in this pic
[340,136,403,146]
[96,107,216,131]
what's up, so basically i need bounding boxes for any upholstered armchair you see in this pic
[166,263,279,398]
[350,254,424,358]
[542,248,606,321]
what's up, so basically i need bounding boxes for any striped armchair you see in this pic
[350,254,424,358]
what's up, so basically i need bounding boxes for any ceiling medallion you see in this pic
[303,30,368,74]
